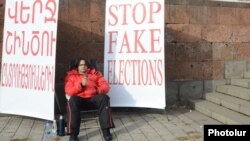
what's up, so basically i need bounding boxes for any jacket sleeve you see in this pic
[64,74,83,96]
[95,72,110,94]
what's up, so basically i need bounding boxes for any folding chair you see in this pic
[80,107,100,129]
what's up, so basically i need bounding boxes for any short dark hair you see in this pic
[69,58,90,70]
[76,58,90,68]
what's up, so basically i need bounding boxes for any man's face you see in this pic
[78,60,88,74]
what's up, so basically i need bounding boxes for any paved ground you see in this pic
[0,107,221,141]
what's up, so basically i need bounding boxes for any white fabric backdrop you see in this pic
[104,0,165,109]
[0,0,59,120]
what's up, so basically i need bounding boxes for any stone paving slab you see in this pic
[0,108,222,141]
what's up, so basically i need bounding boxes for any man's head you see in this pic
[76,58,89,74]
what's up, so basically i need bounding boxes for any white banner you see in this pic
[0,0,59,120]
[104,0,165,109]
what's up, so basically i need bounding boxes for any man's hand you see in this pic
[81,74,88,86]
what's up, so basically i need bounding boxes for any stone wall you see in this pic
[165,0,250,105]
[56,0,106,82]
[1,0,250,106]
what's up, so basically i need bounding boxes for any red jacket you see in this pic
[64,69,110,98]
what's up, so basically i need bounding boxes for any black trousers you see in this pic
[67,94,115,136]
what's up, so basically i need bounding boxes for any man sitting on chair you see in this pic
[64,58,115,141]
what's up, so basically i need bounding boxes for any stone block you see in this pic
[165,81,178,106]
[201,61,224,80]
[58,0,69,21]
[207,6,220,25]
[212,43,235,61]
[166,61,203,80]
[202,25,232,42]
[196,42,212,61]
[167,5,175,24]
[91,21,104,42]
[171,5,189,24]
[165,4,170,23]
[165,43,176,62]
[0,1,4,20]
[175,43,197,62]
[200,62,213,80]
[187,6,207,24]
[68,0,90,21]
[204,80,226,93]
[211,61,225,80]
[232,25,250,42]
[225,61,247,78]
[172,42,212,62]
[234,43,250,60]
[74,42,98,59]
[165,61,176,81]
[56,41,80,63]
[86,42,104,62]
[236,8,250,25]
[179,80,203,100]
[90,0,105,21]
[57,21,92,43]
[56,41,103,67]
[166,24,202,43]
[220,7,238,25]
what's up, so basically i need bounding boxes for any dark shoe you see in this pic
[69,135,78,141]
[104,134,113,141]
[102,128,113,141]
